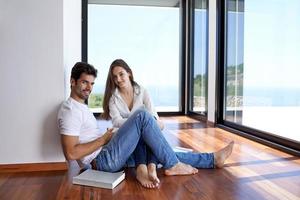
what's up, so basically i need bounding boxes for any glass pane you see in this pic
[192,0,207,113]
[225,0,300,142]
[225,0,244,123]
[87,3,180,112]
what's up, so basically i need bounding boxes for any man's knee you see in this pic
[100,159,123,172]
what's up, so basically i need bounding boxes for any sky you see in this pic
[88,1,300,93]
[242,0,300,89]
[88,5,180,91]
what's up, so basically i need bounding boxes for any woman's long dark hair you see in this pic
[101,59,139,120]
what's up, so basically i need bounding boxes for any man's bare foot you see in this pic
[164,162,198,176]
[136,164,158,189]
[214,141,234,168]
[148,163,160,186]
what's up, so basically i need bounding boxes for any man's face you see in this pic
[71,73,95,102]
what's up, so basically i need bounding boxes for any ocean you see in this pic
[243,87,300,106]
[93,85,300,107]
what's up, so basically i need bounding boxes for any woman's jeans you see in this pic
[95,108,214,172]
[134,134,159,166]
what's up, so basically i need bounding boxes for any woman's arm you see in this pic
[143,88,164,130]
[109,97,127,127]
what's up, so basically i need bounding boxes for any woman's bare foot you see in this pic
[136,164,158,188]
[164,162,198,176]
[148,163,160,186]
[214,141,234,168]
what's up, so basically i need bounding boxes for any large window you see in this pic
[221,0,300,145]
[190,0,207,114]
[85,1,181,112]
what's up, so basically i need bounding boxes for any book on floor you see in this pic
[73,169,125,189]
[173,146,194,153]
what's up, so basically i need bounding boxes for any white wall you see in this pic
[0,0,215,164]
[63,0,82,97]
[0,0,81,164]
[207,0,217,123]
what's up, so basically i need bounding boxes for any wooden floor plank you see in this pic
[0,116,300,200]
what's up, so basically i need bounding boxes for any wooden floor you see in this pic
[1,116,300,200]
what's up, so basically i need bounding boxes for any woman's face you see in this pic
[112,66,132,89]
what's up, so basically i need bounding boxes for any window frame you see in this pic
[216,0,300,156]
[82,0,188,115]
[187,0,209,119]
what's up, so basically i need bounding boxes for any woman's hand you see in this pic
[157,120,165,130]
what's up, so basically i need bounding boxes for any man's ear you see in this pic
[70,78,76,87]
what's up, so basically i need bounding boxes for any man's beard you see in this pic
[81,89,91,100]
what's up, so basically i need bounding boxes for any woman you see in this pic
[102,59,163,188]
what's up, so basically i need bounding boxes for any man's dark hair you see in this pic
[71,62,97,81]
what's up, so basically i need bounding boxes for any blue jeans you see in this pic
[134,137,159,166]
[95,108,214,172]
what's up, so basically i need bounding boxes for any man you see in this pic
[58,62,234,189]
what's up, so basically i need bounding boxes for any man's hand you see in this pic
[61,129,113,161]
[101,128,114,144]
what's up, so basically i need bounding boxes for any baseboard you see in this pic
[207,120,215,127]
[0,162,68,173]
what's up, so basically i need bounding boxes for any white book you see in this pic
[173,146,194,153]
[73,169,125,189]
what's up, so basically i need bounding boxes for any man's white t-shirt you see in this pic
[57,97,103,166]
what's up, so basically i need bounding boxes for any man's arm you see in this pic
[61,129,113,160]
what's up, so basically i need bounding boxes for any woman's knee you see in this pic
[133,107,147,115]
[132,107,152,119]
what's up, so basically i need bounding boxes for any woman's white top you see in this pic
[109,85,159,127]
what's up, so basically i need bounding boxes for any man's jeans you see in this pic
[95,108,214,172]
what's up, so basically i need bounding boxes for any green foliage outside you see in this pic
[193,74,206,97]
[226,63,244,107]
[227,63,244,76]
[193,63,244,97]
[87,64,243,109]
[226,63,244,96]
[88,93,103,108]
